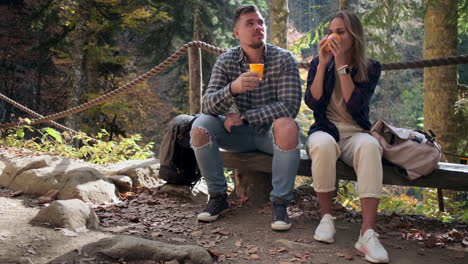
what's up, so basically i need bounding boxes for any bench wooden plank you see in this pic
[221,150,468,191]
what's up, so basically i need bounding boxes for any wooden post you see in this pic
[234,169,272,206]
[188,46,202,114]
[437,188,445,212]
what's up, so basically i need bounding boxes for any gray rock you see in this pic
[0,155,52,186]
[0,257,35,264]
[94,235,212,264]
[0,156,117,204]
[108,175,133,193]
[273,239,320,251]
[31,199,99,231]
[101,158,162,188]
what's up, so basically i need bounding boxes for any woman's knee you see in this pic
[306,132,338,157]
[355,136,383,157]
[273,117,299,150]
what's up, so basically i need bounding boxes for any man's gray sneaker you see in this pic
[197,192,229,222]
[271,199,292,231]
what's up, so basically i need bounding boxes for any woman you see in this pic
[304,10,389,264]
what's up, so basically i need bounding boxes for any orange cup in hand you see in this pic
[249,63,264,80]
[323,33,342,52]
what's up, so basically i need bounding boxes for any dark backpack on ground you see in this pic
[159,114,201,186]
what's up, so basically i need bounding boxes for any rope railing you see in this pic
[0,93,79,134]
[1,41,467,130]
[381,55,468,71]
[0,41,227,130]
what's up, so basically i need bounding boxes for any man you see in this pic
[190,5,302,231]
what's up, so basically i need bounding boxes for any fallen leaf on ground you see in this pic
[404,229,426,241]
[151,232,162,237]
[207,249,224,257]
[249,254,260,260]
[247,246,259,254]
[10,191,23,197]
[235,240,242,247]
[448,229,463,242]
[269,247,288,255]
[336,252,353,260]
[226,252,239,258]
[211,227,222,234]
[191,231,203,237]
[462,237,468,247]
[424,235,446,248]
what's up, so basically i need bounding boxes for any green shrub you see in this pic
[1,121,154,164]
[336,181,468,223]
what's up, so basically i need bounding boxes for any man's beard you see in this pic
[248,40,265,49]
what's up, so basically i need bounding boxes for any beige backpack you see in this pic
[370,120,442,180]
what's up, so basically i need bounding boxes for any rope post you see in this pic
[437,188,445,212]
[188,45,202,114]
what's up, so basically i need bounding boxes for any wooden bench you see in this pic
[221,150,468,206]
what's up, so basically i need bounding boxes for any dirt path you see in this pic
[0,194,111,264]
[0,185,466,264]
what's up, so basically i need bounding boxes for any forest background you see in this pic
[1,0,467,222]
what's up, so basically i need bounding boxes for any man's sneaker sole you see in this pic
[313,234,335,243]
[271,221,292,231]
[197,210,226,222]
[354,242,389,264]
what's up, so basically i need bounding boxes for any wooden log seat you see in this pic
[220,150,468,205]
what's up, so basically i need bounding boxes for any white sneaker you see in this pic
[313,214,336,243]
[355,229,389,263]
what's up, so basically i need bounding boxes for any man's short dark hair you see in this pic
[233,5,259,26]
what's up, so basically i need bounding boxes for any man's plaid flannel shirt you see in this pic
[201,44,302,135]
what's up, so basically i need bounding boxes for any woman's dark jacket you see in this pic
[304,56,382,142]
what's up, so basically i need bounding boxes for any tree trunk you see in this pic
[423,0,458,163]
[269,0,289,49]
[189,4,202,114]
[65,0,91,130]
[381,1,396,122]
[339,0,349,10]
[86,36,98,98]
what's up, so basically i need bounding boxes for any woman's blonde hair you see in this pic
[330,10,369,82]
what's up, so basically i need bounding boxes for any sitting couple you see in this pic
[190,4,388,264]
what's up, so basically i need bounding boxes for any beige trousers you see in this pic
[306,121,383,198]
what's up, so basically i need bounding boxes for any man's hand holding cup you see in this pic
[230,63,264,96]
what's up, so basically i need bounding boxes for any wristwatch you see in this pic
[337,66,351,75]
[239,113,248,124]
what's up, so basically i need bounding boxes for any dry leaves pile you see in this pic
[372,212,468,251]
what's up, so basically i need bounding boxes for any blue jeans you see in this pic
[190,114,300,201]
